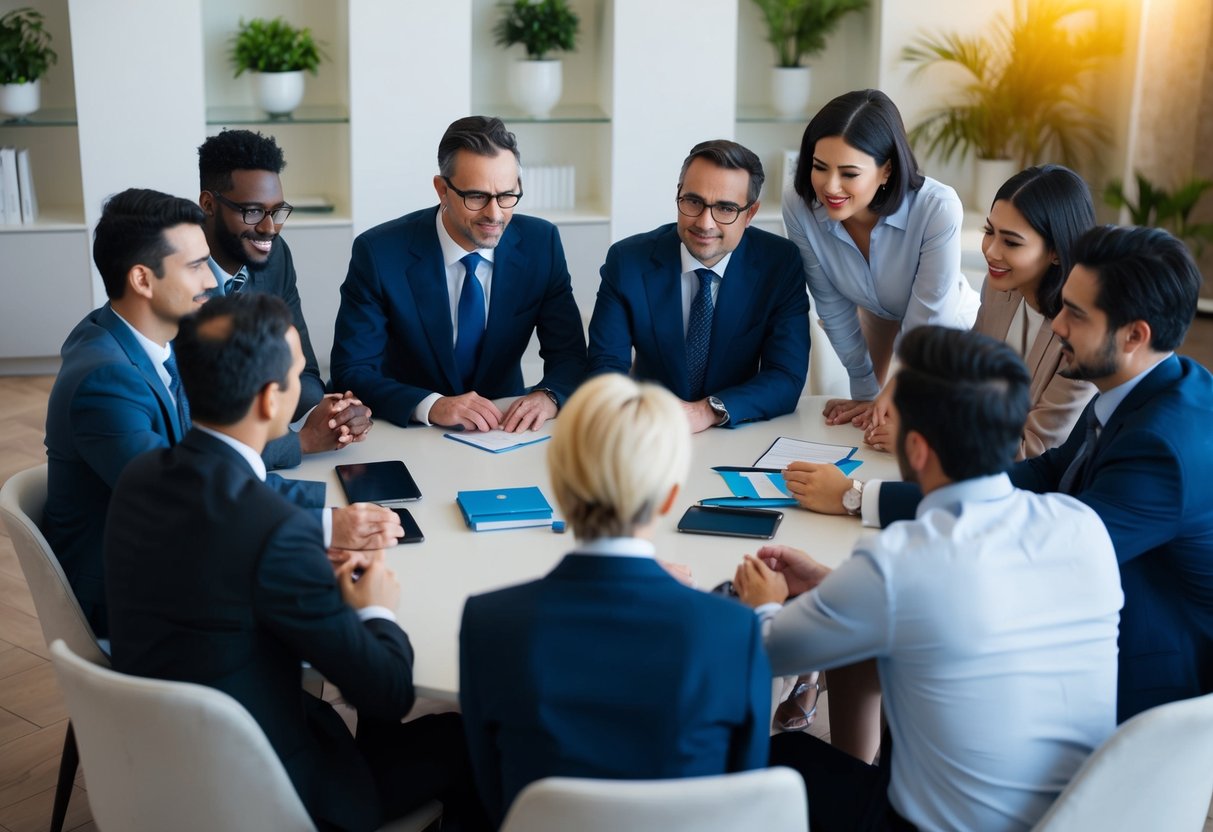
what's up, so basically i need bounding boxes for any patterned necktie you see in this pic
[1058,406,1100,494]
[454,252,486,388]
[685,268,715,400]
[163,350,191,434]
[224,267,248,295]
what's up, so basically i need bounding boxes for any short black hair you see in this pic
[894,326,1030,480]
[793,89,924,216]
[198,130,287,193]
[678,139,765,205]
[437,115,520,179]
[93,188,206,301]
[1071,225,1202,352]
[174,293,294,426]
[992,165,1095,319]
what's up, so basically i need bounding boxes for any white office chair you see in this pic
[498,767,808,832]
[1032,691,1213,831]
[48,640,442,832]
[0,464,108,832]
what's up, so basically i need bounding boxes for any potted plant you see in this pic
[902,0,1120,210]
[229,16,325,118]
[493,0,579,119]
[749,0,868,117]
[0,7,57,120]
[1105,172,1213,256]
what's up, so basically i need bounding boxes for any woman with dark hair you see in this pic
[864,165,1097,459]
[783,89,978,426]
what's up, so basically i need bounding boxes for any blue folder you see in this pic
[457,486,553,531]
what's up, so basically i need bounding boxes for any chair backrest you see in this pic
[49,639,317,832]
[499,767,808,832]
[0,465,107,666]
[1032,691,1213,831]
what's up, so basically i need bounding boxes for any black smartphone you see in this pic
[391,508,425,544]
[336,460,421,505]
[677,505,783,539]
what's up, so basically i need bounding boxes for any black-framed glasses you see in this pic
[676,195,753,225]
[442,176,522,210]
[208,191,294,226]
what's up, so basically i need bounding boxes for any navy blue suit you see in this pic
[330,207,588,426]
[588,224,809,425]
[43,305,323,636]
[459,553,771,825]
[878,355,1213,721]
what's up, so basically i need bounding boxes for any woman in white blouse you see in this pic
[783,89,977,426]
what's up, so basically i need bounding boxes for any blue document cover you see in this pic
[457,486,553,531]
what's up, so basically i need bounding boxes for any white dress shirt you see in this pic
[678,244,733,336]
[112,309,174,403]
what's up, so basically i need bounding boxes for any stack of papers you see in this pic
[444,429,551,454]
[457,486,553,531]
[701,437,864,508]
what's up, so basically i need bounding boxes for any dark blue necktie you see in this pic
[1059,406,1100,494]
[224,267,248,295]
[685,268,715,400]
[164,350,190,434]
[454,252,486,388]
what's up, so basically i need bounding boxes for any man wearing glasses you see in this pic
[198,129,372,468]
[588,140,809,431]
[330,115,587,431]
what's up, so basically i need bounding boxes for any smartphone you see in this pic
[391,508,425,544]
[677,505,783,539]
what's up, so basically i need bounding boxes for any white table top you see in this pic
[283,395,900,700]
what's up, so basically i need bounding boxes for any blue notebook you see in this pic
[456,486,553,531]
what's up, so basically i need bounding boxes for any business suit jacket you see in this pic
[459,553,771,825]
[104,430,416,832]
[588,224,809,425]
[219,236,325,470]
[973,282,1094,459]
[330,207,588,425]
[878,355,1213,721]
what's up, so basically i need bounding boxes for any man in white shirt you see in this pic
[734,325,1123,831]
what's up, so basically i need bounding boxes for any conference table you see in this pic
[284,395,901,701]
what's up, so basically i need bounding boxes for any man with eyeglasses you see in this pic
[330,115,587,431]
[588,139,809,431]
[198,129,373,469]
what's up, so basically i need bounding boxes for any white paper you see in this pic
[754,436,855,469]
[445,428,551,453]
[740,471,789,499]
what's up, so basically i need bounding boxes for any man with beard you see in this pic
[733,326,1123,832]
[330,116,587,431]
[199,129,371,468]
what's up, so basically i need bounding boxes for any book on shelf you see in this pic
[16,148,37,224]
[456,486,553,531]
[0,147,16,225]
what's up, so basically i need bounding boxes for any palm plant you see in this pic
[750,0,869,67]
[1104,173,1213,256]
[901,0,1120,167]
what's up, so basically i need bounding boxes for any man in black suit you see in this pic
[104,294,485,831]
[198,128,371,469]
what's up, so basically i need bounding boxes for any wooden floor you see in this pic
[2,320,1212,832]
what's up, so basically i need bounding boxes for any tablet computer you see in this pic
[677,505,782,539]
[335,461,421,506]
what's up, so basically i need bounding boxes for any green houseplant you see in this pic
[493,0,580,119]
[0,7,58,119]
[229,17,326,118]
[749,0,869,117]
[1104,173,1213,256]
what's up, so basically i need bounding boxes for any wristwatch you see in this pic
[842,480,864,516]
[707,396,730,426]
[536,388,560,410]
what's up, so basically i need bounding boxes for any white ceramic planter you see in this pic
[253,71,305,118]
[0,80,41,119]
[973,157,1019,213]
[771,66,811,118]
[509,60,562,119]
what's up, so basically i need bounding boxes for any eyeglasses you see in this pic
[676,195,754,225]
[208,191,294,226]
[442,177,522,210]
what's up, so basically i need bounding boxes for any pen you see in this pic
[711,466,784,474]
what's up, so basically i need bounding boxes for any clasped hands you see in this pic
[732,544,831,609]
[299,391,373,453]
[823,386,898,453]
[430,390,556,433]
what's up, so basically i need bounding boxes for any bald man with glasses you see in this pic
[588,140,810,432]
[330,116,587,432]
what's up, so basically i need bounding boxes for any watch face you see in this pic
[842,484,862,512]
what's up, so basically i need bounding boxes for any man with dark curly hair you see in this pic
[198,129,372,469]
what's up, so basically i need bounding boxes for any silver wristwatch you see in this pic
[707,396,730,426]
[842,480,864,516]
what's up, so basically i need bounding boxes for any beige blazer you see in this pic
[973,282,1096,460]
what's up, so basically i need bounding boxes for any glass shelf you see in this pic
[0,108,78,128]
[487,104,610,124]
[736,106,811,125]
[205,105,350,126]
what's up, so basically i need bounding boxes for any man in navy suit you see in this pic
[460,374,771,825]
[105,294,485,832]
[588,139,809,431]
[791,225,1213,722]
[330,116,587,431]
[198,129,371,468]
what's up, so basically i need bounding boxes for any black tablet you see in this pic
[336,461,421,506]
[677,505,782,539]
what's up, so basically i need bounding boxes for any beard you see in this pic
[895,434,917,485]
[213,223,275,273]
[1059,331,1120,381]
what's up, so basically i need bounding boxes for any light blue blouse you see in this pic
[783,176,976,399]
